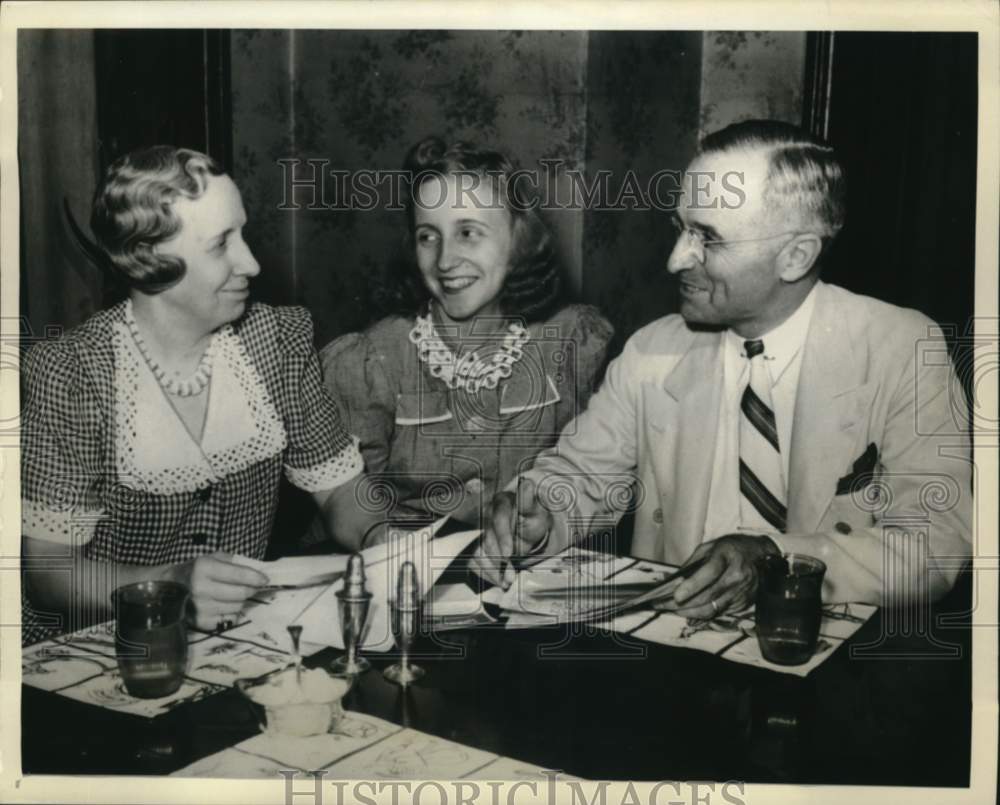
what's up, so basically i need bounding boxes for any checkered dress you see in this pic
[20,302,362,645]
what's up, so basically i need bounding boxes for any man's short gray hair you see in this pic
[699,119,846,240]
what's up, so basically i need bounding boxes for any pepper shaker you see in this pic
[384,561,425,685]
[330,554,372,676]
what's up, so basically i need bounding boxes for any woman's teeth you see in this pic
[440,277,476,291]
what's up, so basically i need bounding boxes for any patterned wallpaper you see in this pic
[18,29,806,348]
[699,31,806,137]
[231,30,589,348]
[231,30,805,349]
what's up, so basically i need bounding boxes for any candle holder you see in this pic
[384,561,425,686]
[287,624,304,687]
[330,554,372,676]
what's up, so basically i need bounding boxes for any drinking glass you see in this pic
[111,580,190,698]
[754,554,826,665]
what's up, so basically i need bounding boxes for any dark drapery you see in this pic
[17,30,101,336]
[820,31,977,339]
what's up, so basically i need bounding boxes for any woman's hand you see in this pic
[168,552,268,630]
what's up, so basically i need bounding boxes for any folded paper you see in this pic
[243,519,481,651]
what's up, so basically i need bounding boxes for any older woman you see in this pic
[21,146,380,644]
[317,137,613,538]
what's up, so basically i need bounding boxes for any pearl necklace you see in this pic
[124,299,217,397]
[408,310,531,393]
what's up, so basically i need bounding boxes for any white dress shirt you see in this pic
[702,284,819,541]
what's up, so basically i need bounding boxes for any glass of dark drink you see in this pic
[112,581,190,698]
[754,553,826,666]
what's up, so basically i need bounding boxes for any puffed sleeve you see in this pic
[20,340,105,546]
[551,304,614,420]
[273,307,364,493]
[319,331,395,476]
[570,304,615,399]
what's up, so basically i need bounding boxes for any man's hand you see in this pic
[168,552,268,631]
[470,477,553,588]
[658,534,781,619]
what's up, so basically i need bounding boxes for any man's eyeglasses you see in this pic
[669,214,802,257]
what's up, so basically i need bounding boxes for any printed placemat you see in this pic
[497,548,877,677]
[172,710,581,780]
[21,619,292,718]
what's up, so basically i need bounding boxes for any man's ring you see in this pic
[710,599,720,616]
[217,618,235,631]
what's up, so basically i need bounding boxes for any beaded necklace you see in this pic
[124,299,217,398]
[408,309,530,393]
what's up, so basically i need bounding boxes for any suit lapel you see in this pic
[788,283,875,532]
[658,331,725,556]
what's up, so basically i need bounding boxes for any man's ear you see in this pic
[777,233,823,282]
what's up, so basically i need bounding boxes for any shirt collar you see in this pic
[725,282,819,385]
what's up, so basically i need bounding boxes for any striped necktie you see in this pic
[739,339,787,532]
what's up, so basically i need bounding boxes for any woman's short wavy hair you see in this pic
[90,145,224,293]
[376,137,563,323]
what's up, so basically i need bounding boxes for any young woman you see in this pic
[318,137,613,536]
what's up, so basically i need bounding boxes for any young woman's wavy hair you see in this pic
[375,137,563,323]
[90,145,224,294]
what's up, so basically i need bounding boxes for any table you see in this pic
[21,568,972,785]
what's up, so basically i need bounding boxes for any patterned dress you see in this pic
[316,304,613,525]
[20,302,362,645]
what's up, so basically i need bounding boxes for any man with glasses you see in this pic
[475,119,972,617]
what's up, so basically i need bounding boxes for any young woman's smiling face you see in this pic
[413,173,515,325]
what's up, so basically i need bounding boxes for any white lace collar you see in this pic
[112,319,287,495]
[409,309,531,393]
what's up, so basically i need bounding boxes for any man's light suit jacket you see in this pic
[524,282,973,605]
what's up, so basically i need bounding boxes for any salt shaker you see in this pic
[330,554,372,675]
[384,561,425,685]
